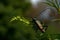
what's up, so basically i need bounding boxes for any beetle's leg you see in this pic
[43,24,48,31]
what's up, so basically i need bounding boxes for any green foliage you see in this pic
[45,0,60,14]
[10,16,30,24]
[0,0,60,40]
[0,0,37,40]
[0,0,46,40]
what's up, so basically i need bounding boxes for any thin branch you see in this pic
[51,19,60,22]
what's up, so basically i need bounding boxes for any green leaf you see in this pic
[46,0,59,11]
[55,0,59,10]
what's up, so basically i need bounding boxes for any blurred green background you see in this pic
[0,0,60,40]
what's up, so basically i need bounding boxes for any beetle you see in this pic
[32,7,58,33]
